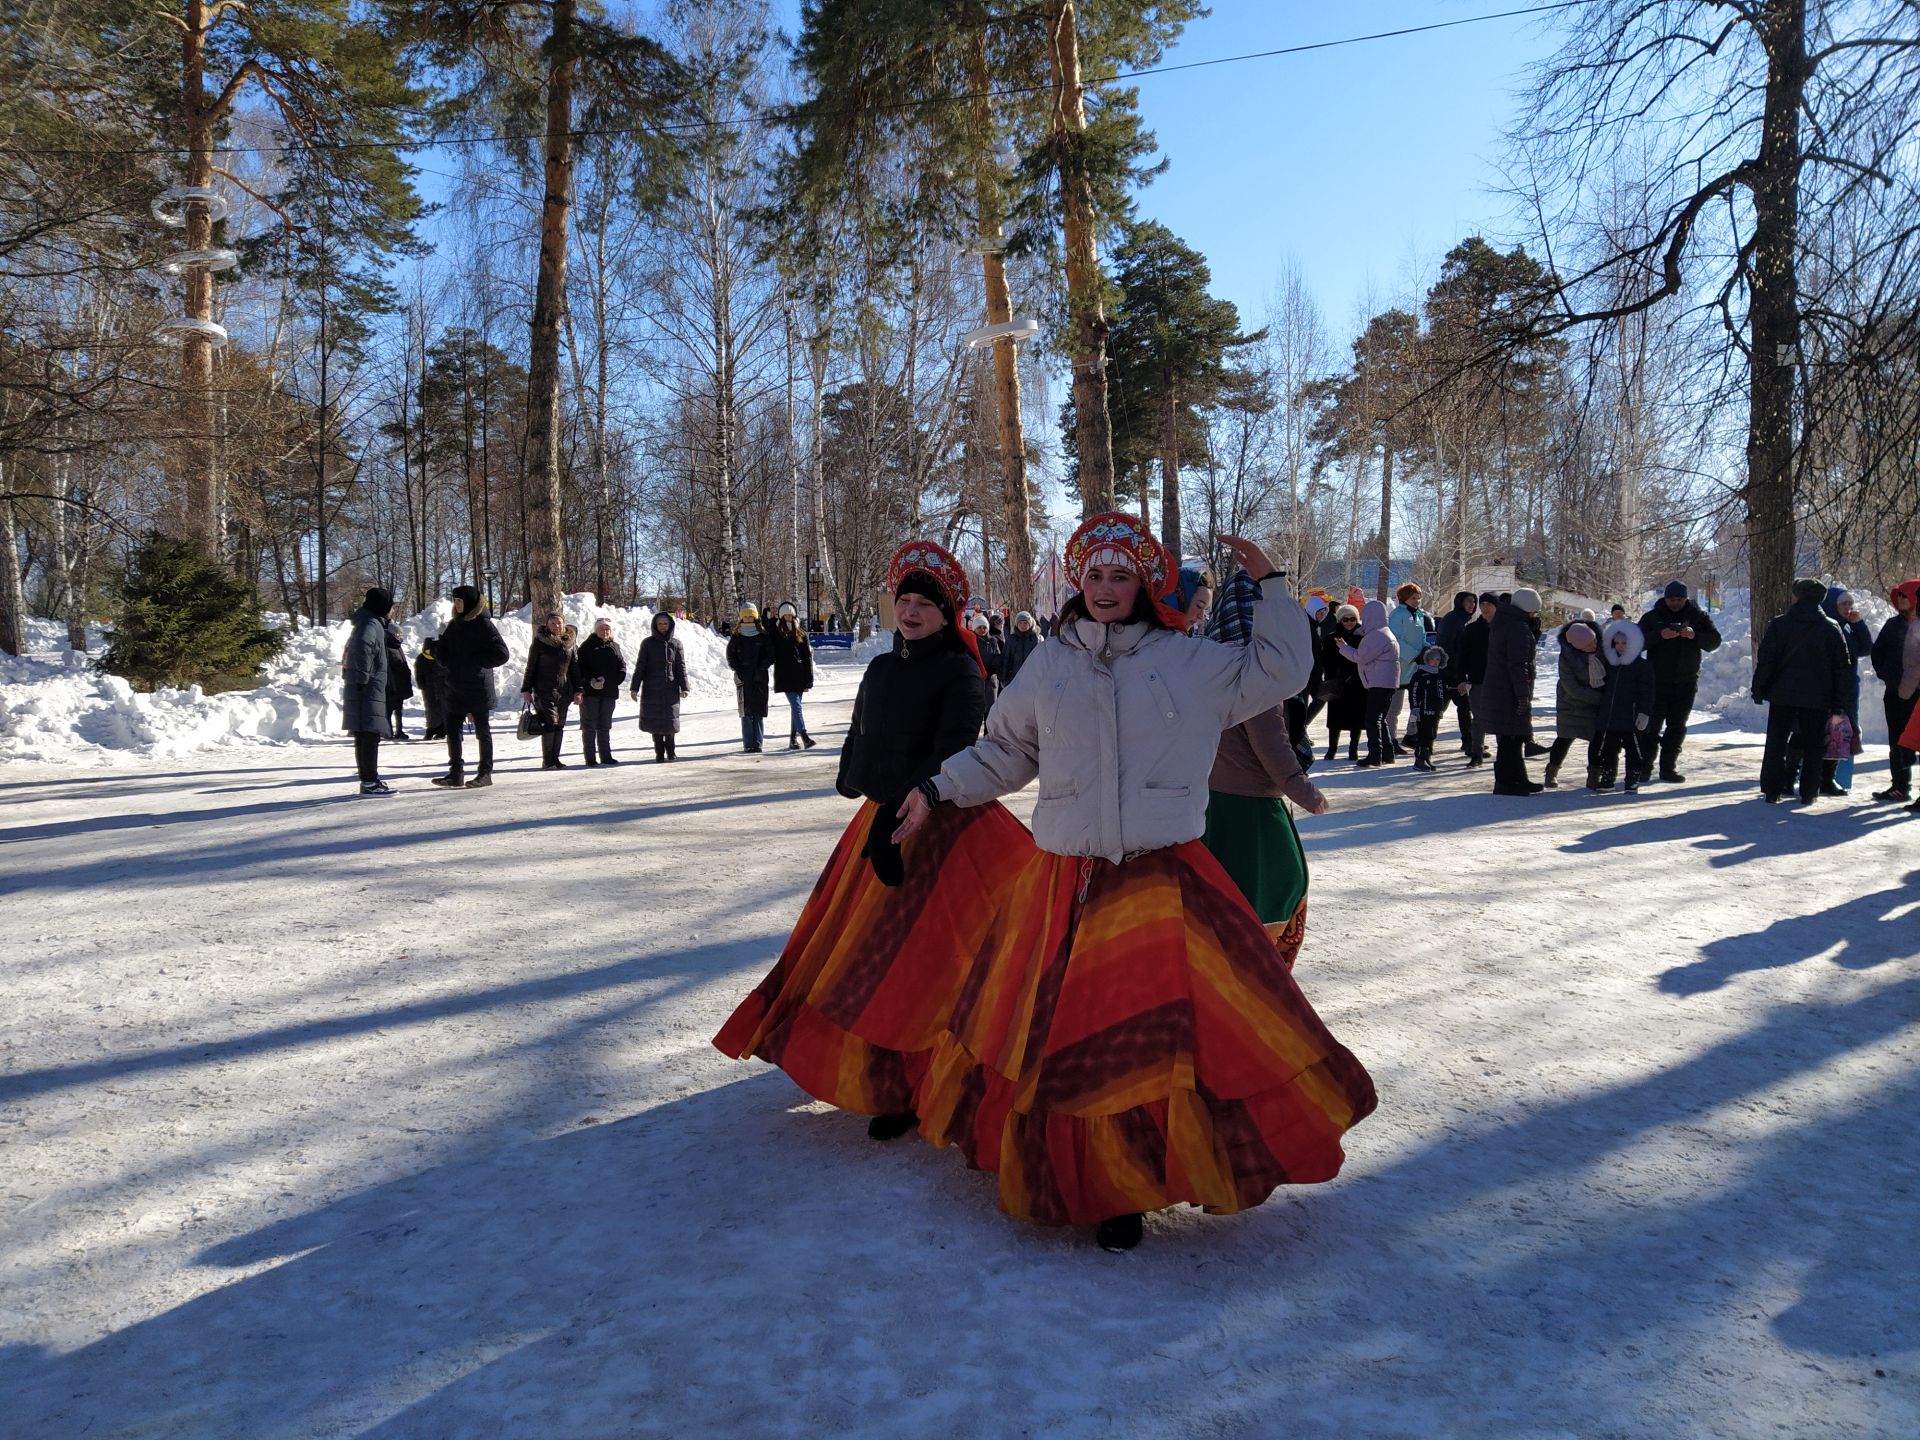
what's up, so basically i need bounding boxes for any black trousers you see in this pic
[1640,682,1696,773]
[1759,705,1826,801]
[1494,734,1532,789]
[1594,729,1642,786]
[1412,712,1440,764]
[1363,687,1394,762]
[446,700,493,776]
[541,703,573,765]
[1887,689,1918,792]
[387,704,406,739]
[353,732,382,783]
[580,692,616,761]
[1444,688,1477,753]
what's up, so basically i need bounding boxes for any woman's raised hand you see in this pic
[1217,534,1279,580]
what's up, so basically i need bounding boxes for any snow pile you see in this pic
[0,593,734,767]
[1692,584,1894,741]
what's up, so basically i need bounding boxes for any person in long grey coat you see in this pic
[342,587,394,795]
[1544,621,1606,788]
[631,612,691,761]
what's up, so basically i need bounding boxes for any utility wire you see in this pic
[10,1,1596,161]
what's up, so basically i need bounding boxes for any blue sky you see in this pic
[1123,0,1561,335]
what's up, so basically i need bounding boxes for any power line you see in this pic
[9,1,1594,162]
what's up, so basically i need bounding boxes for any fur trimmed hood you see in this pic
[534,625,577,652]
[1601,618,1645,666]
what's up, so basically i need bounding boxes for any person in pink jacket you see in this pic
[1337,598,1402,766]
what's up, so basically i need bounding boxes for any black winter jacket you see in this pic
[1434,603,1476,686]
[437,606,511,708]
[1597,653,1655,733]
[577,633,628,695]
[1636,601,1722,692]
[728,627,773,717]
[632,621,690,733]
[1458,616,1491,687]
[1872,613,1914,688]
[384,630,414,709]
[836,630,986,806]
[1752,599,1850,712]
[770,623,814,694]
[1001,628,1040,687]
[521,629,582,724]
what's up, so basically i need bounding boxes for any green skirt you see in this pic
[1202,790,1309,930]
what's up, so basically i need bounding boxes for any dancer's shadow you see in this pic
[1557,797,1898,867]
[1659,870,1920,993]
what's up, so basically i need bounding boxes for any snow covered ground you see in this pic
[2,666,1917,1438]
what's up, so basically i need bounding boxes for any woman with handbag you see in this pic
[713,539,1034,1142]
[520,613,582,771]
[891,514,1375,1252]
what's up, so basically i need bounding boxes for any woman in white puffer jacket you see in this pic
[892,512,1376,1255]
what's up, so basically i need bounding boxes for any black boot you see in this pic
[866,1112,917,1141]
[1820,761,1847,798]
[666,738,677,761]
[802,733,818,749]
[463,771,492,789]
[431,771,465,788]
[1095,1213,1144,1253]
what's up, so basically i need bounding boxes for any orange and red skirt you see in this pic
[714,808,1376,1227]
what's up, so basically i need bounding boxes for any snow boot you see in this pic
[802,733,818,749]
[601,755,619,766]
[584,757,599,767]
[1095,1213,1144,1253]
[654,737,666,762]
[1906,797,1920,814]
[788,735,802,751]
[1872,786,1910,803]
[866,1112,917,1141]
[666,739,678,760]
[463,772,492,789]
[431,772,465,788]
[1542,755,1564,788]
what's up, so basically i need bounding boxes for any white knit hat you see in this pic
[1512,587,1542,614]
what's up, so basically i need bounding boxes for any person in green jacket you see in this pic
[1386,581,1435,751]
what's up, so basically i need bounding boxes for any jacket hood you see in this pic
[1361,599,1389,633]
[534,626,576,651]
[650,613,677,638]
[1601,618,1645,666]
[1058,616,1156,661]
[1822,586,1851,622]
[1889,579,1920,612]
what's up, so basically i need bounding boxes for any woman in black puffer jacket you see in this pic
[575,618,627,766]
[520,613,582,771]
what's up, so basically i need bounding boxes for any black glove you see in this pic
[863,801,905,887]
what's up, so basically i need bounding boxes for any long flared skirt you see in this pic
[1201,790,1310,963]
[712,798,1036,1114]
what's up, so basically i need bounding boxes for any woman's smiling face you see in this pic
[1081,563,1141,622]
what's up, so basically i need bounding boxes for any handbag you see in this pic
[1824,713,1854,761]
[517,705,548,740]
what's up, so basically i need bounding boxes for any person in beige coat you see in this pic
[890,512,1376,1256]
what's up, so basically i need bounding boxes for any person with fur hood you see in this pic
[432,584,511,789]
[1321,603,1367,761]
[1406,643,1450,771]
[1593,619,1656,792]
[1871,579,1920,804]
[1336,598,1402,767]
[521,612,583,771]
[1546,621,1607,789]
[631,612,690,761]
[576,617,627,767]
[342,587,394,796]
[886,514,1374,1254]
[1200,566,1329,961]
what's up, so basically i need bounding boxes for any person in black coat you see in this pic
[1455,593,1496,764]
[576,618,628,767]
[433,584,511,788]
[1433,590,1480,757]
[1321,605,1367,761]
[1593,619,1656,791]
[383,623,415,740]
[1001,611,1041,689]
[1635,580,1722,782]
[727,605,774,752]
[342,587,394,795]
[632,612,691,761]
[521,613,583,771]
[1751,577,1851,804]
[1869,579,1920,801]
[770,603,817,750]
[414,639,446,740]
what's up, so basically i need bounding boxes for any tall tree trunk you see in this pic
[1159,364,1182,558]
[1376,443,1393,601]
[807,329,841,618]
[1745,0,1806,639]
[524,0,578,619]
[0,457,22,656]
[712,262,742,607]
[1043,0,1116,514]
[968,26,1034,609]
[178,0,219,553]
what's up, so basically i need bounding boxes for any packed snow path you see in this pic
[3,689,1916,1438]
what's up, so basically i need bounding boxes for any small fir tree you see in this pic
[97,534,286,693]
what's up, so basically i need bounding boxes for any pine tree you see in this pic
[97,532,286,692]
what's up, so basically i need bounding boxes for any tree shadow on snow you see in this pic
[1556,796,1905,866]
[1658,870,1920,994]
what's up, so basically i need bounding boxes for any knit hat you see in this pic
[1664,580,1689,600]
[968,612,990,634]
[1477,590,1498,605]
[1565,621,1597,653]
[1014,610,1035,628]
[777,600,798,618]
[1512,587,1542,614]
[364,586,394,619]
[1419,643,1448,668]
[1580,609,1598,623]
[1335,603,1361,624]
[450,584,481,613]
[1792,577,1828,603]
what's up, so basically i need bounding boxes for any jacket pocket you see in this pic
[1039,781,1080,801]
[1142,781,1190,798]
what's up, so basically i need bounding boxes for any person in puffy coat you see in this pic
[576,617,627,766]
[433,584,511,789]
[1321,604,1367,761]
[1478,589,1544,795]
[383,624,414,740]
[770,602,817,750]
[521,613,583,771]
[1816,586,1871,795]
[1386,582,1434,745]
[1336,598,1401,766]
[1636,581,1722,782]
[342,587,394,795]
[1000,610,1041,689]
[1593,619,1655,792]
[1752,577,1850,804]
[1406,644,1449,772]
[1870,579,1920,802]
[1545,621,1606,789]
[631,612,690,761]
[414,639,446,740]
[892,514,1371,1254]
[727,605,773,752]
[1433,590,1480,758]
